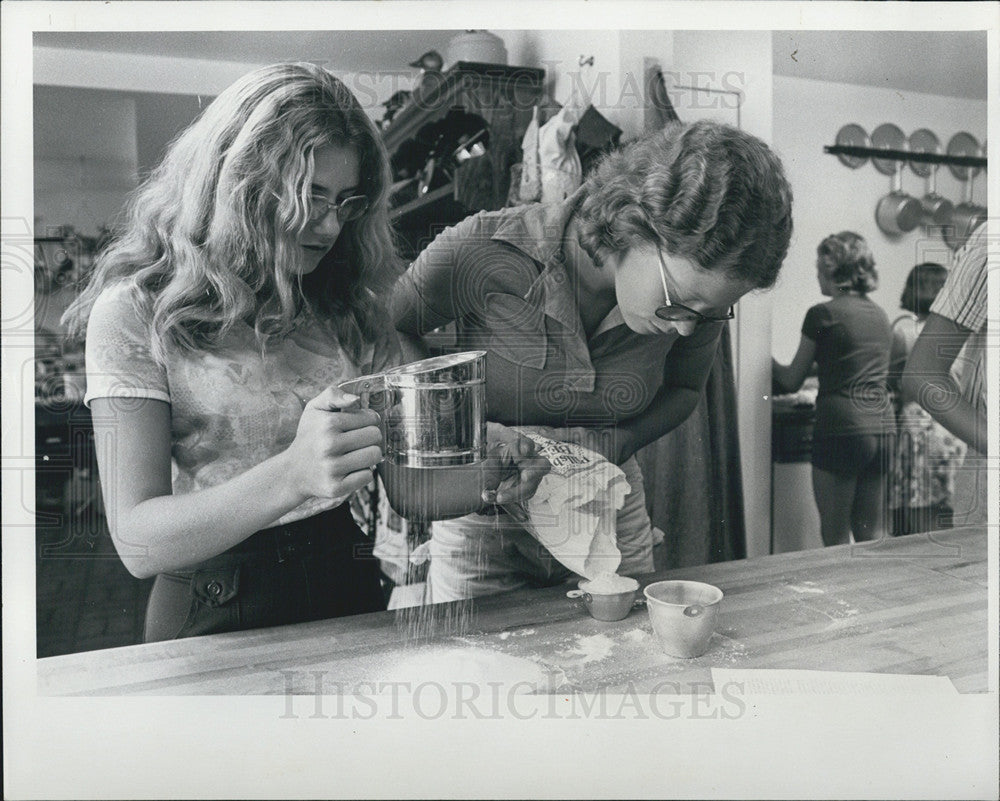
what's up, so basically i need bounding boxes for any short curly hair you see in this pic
[900,262,947,315]
[817,231,878,293]
[576,119,793,289]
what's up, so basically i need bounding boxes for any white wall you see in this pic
[771,75,988,362]
[33,86,139,237]
[672,30,775,558]
[33,48,415,236]
[501,29,678,140]
[34,45,410,118]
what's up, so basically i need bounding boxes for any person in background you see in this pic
[773,232,894,546]
[902,222,989,527]
[62,63,547,642]
[887,262,967,535]
[392,119,793,602]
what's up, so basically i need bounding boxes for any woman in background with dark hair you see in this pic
[888,263,966,534]
[773,232,894,546]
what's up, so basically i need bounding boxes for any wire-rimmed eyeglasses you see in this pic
[307,194,369,224]
[654,246,735,324]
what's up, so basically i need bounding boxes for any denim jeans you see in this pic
[143,502,385,642]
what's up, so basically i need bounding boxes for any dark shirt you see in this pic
[803,294,894,436]
[390,195,722,431]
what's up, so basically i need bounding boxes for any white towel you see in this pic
[537,103,583,203]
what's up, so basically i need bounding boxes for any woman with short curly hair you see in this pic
[392,119,794,602]
[773,231,895,546]
[576,119,793,289]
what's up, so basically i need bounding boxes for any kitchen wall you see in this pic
[671,31,775,556]
[501,29,649,138]
[33,86,139,237]
[33,46,412,237]
[770,74,988,363]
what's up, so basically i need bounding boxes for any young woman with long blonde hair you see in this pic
[64,63,545,641]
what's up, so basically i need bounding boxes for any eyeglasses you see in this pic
[308,194,369,224]
[654,246,735,324]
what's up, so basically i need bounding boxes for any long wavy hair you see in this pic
[817,231,878,294]
[63,62,399,363]
[576,119,793,289]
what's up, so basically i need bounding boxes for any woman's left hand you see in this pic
[481,422,550,506]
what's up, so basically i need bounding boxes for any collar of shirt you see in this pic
[489,189,619,392]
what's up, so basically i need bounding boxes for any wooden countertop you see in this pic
[37,527,989,696]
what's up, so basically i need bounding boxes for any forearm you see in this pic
[902,371,987,456]
[108,450,307,578]
[902,313,984,455]
[616,386,701,461]
[771,359,803,394]
[946,400,988,457]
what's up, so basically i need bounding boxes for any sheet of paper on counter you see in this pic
[711,668,958,695]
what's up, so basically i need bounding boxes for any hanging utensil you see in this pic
[870,123,906,176]
[944,132,986,250]
[834,123,870,169]
[945,131,982,182]
[945,167,986,251]
[908,129,953,227]
[875,162,923,236]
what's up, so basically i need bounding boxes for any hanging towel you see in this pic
[537,103,583,203]
[645,65,681,131]
[516,106,543,204]
[574,105,622,177]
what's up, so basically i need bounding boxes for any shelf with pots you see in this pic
[825,124,987,250]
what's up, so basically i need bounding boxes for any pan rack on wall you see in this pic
[825,124,987,250]
[824,144,986,170]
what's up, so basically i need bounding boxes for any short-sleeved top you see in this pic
[802,293,894,437]
[84,282,399,526]
[389,193,723,429]
[931,223,988,423]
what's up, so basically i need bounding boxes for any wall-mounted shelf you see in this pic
[824,144,987,169]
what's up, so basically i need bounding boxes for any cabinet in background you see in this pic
[771,403,823,553]
[382,61,545,259]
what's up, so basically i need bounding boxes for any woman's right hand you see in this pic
[282,386,384,502]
